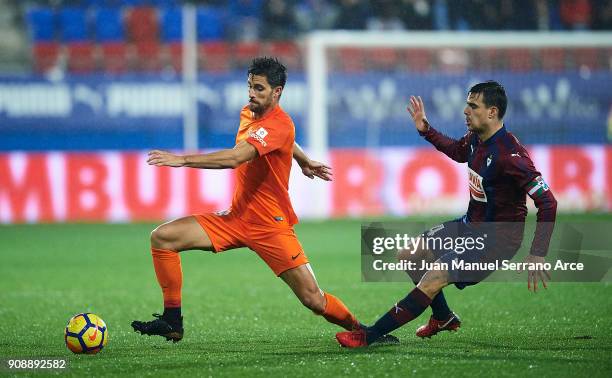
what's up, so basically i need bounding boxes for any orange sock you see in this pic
[151,248,182,308]
[322,292,359,330]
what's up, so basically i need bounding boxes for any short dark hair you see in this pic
[248,57,287,88]
[468,81,507,119]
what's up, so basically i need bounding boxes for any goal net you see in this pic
[304,31,611,217]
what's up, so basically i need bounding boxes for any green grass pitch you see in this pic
[1,214,611,377]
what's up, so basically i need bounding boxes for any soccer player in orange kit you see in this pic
[131,57,366,343]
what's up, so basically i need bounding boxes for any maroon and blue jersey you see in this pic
[420,123,557,256]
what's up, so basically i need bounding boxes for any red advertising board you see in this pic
[1,146,610,223]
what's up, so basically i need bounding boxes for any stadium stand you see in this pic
[199,41,231,72]
[95,7,124,42]
[20,1,611,74]
[196,6,225,41]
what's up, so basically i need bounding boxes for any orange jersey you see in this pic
[230,104,298,227]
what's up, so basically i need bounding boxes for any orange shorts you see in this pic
[194,212,308,276]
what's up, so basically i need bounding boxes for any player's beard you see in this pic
[248,101,261,113]
[249,98,272,116]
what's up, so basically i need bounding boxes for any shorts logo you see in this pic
[426,224,445,237]
[248,127,268,147]
[468,167,487,202]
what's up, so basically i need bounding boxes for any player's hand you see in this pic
[301,160,332,181]
[147,150,186,167]
[518,254,551,293]
[407,95,429,133]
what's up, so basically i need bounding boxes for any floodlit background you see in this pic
[0,0,610,222]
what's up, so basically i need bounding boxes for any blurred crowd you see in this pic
[12,0,612,42]
[0,0,608,73]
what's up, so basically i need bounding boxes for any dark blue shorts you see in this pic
[420,217,520,289]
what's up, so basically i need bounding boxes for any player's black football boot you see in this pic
[131,313,184,343]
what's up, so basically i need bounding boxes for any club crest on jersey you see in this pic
[249,127,268,147]
[468,167,487,202]
[487,154,493,167]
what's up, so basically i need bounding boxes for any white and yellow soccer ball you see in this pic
[64,313,108,354]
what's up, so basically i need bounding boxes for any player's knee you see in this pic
[417,271,448,298]
[397,248,412,262]
[150,225,177,250]
[417,280,441,298]
[398,247,428,283]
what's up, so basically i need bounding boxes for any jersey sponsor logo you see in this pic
[468,167,487,202]
[248,127,268,147]
[255,127,268,139]
[291,252,302,260]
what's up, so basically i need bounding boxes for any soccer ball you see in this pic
[64,313,108,354]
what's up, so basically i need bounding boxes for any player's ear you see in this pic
[273,86,282,100]
[489,106,498,120]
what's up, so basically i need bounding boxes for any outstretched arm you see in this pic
[147,140,258,169]
[293,142,332,181]
[408,95,471,163]
[292,142,310,167]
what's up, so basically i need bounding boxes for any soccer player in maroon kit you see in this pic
[337,81,558,348]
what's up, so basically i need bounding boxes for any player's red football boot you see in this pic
[416,312,461,338]
[336,329,368,348]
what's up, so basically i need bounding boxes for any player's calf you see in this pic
[300,291,327,315]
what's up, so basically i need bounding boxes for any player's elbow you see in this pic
[545,191,558,213]
[550,195,558,212]
[536,191,557,218]
[226,145,255,168]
